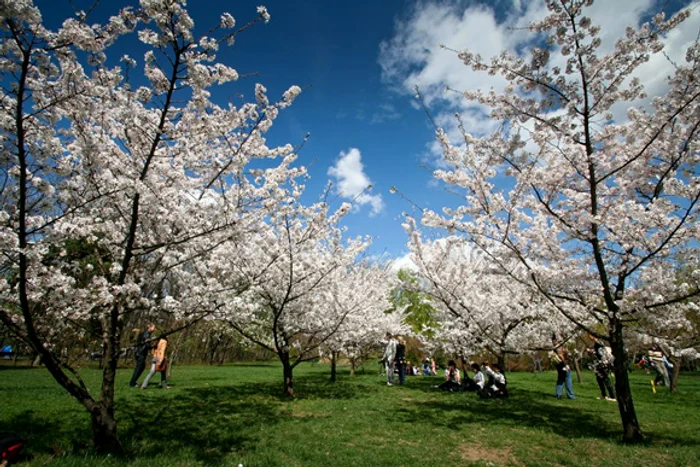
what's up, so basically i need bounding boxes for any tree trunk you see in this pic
[610,324,644,443]
[573,356,582,384]
[330,351,337,383]
[350,358,356,376]
[669,356,680,394]
[90,402,121,454]
[496,353,506,372]
[94,309,123,454]
[280,351,294,397]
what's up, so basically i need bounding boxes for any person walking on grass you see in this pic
[129,323,155,388]
[551,335,575,400]
[587,334,616,401]
[383,332,397,386]
[141,333,170,390]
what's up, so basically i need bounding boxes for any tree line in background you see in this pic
[0,0,698,456]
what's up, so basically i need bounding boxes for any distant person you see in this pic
[129,323,155,388]
[648,346,670,388]
[436,359,461,391]
[430,358,437,376]
[587,334,615,401]
[395,338,406,385]
[422,357,431,376]
[550,336,575,400]
[141,333,170,389]
[383,332,397,386]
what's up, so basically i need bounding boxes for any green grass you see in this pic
[1,363,699,466]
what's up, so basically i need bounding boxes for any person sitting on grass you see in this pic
[422,357,431,376]
[480,363,508,399]
[435,359,461,391]
[461,362,485,392]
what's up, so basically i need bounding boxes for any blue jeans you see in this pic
[141,359,167,388]
[385,361,395,384]
[555,365,575,399]
[397,363,405,384]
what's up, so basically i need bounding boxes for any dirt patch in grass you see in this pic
[286,407,329,418]
[459,443,522,466]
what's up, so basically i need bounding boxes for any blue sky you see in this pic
[35,0,700,262]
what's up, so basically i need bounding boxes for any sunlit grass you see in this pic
[1,362,698,466]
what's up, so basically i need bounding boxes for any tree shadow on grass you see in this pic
[291,373,361,401]
[116,375,362,464]
[398,385,621,441]
[3,409,92,462]
[118,385,279,464]
[400,382,700,449]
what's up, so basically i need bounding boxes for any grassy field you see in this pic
[1,362,699,466]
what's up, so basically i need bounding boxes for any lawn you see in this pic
[1,362,699,466]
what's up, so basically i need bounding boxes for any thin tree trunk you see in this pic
[669,356,680,394]
[330,351,337,383]
[350,358,356,376]
[573,356,582,384]
[95,305,123,454]
[496,353,506,372]
[610,323,644,443]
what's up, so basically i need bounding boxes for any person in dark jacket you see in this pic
[129,323,155,388]
[587,334,615,401]
[395,338,407,385]
[552,335,576,400]
[436,360,461,391]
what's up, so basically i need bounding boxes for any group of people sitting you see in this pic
[435,360,508,399]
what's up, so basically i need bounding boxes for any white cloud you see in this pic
[379,0,700,158]
[370,102,402,124]
[389,252,418,273]
[328,148,385,216]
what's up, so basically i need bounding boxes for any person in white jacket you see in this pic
[461,362,485,392]
[383,332,397,386]
[481,363,508,398]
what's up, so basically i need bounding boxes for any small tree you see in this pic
[320,260,399,381]
[402,227,571,367]
[409,0,699,442]
[223,199,370,396]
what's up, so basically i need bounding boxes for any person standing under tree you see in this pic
[588,334,616,401]
[551,335,576,400]
[141,333,170,390]
[129,323,155,388]
[395,337,406,385]
[383,332,397,386]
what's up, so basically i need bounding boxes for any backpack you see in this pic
[0,432,26,465]
[548,350,561,365]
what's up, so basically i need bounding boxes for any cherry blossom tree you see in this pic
[0,0,300,452]
[318,260,402,381]
[402,221,571,368]
[221,198,371,396]
[409,0,699,442]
